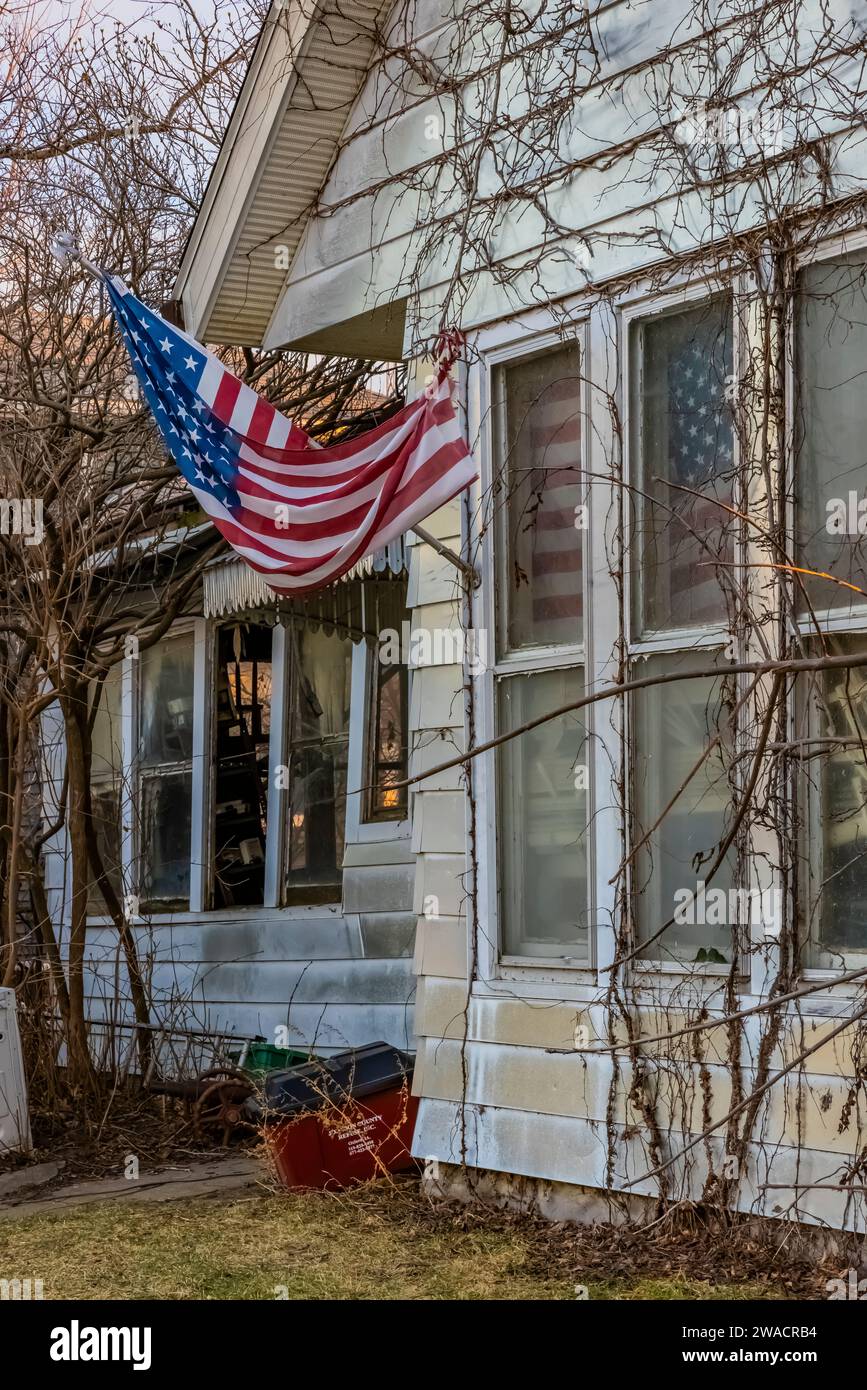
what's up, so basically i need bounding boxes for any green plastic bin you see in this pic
[229,1039,314,1083]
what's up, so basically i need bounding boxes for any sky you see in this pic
[39,0,231,33]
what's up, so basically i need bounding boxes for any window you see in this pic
[631,652,737,964]
[212,623,272,908]
[139,633,194,910]
[365,581,409,822]
[498,345,583,650]
[85,595,380,916]
[367,658,408,820]
[630,296,734,633]
[493,340,590,962]
[629,295,739,964]
[283,624,352,904]
[88,664,123,913]
[795,253,867,613]
[498,666,589,959]
[798,638,867,968]
[795,250,867,967]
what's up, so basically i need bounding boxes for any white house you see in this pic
[56,0,867,1231]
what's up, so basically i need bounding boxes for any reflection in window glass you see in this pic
[88,666,123,913]
[632,653,737,963]
[89,784,122,913]
[799,636,867,966]
[91,665,122,779]
[141,640,195,764]
[140,633,194,909]
[796,253,867,613]
[631,298,734,634]
[213,624,272,908]
[285,625,352,902]
[497,666,589,960]
[141,772,192,907]
[498,344,583,650]
[367,659,408,819]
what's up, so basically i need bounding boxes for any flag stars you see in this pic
[183,354,198,372]
[159,338,172,353]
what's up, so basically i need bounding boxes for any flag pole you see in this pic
[52,234,480,589]
[410,523,480,588]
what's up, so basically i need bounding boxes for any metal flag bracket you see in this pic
[410,523,480,589]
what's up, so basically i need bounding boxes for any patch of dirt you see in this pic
[344,1176,854,1299]
[0,1092,253,1193]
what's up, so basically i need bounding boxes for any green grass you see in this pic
[0,1181,791,1301]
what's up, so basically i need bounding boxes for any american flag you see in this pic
[105,277,477,595]
[526,375,583,637]
[643,315,733,628]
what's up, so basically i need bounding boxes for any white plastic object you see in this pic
[0,987,31,1153]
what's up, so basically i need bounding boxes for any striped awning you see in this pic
[202,540,407,635]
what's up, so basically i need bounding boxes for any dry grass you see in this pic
[0,1176,813,1301]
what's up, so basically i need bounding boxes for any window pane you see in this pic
[799,635,867,965]
[140,634,194,766]
[796,253,867,613]
[140,770,192,907]
[89,667,122,914]
[91,665,122,778]
[138,633,194,911]
[368,661,408,819]
[632,652,737,963]
[87,783,122,914]
[213,624,272,908]
[497,666,589,960]
[630,298,734,634]
[499,344,583,650]
[285,625,352,900]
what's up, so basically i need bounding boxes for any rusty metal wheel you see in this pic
[192,1067,254,1146]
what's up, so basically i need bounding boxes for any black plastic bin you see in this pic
[246,1041,414,1120]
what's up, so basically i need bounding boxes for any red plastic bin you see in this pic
[266,1086,419,1190]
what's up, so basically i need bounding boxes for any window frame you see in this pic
[86,662,125,916]
[361,644,410,826]
[788,228,867,986]
[621,278,750,978]
[136,625,198,914]
[85,604,401,922]
[476,320,597,983]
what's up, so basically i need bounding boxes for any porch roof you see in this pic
[174,0,397,353]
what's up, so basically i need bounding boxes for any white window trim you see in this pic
[787,227,867,986]
[134,618,199,914]
[344,638,411,845]
[471,316,597,988]
[620,277,751,980]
